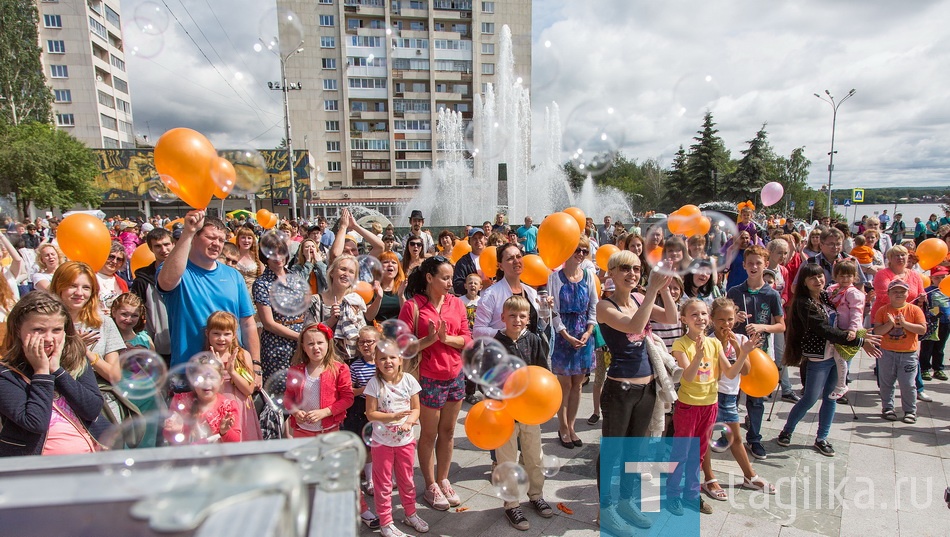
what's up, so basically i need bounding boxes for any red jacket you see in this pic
[284,362,354,432]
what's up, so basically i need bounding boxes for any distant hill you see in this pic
[829,187,948,204]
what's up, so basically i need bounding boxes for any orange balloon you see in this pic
[503,366,562,425]
[695,215,712,237]
[256,209,271,223]
[916,238,949,271]
[130,243,155,275]
[265,213,278,229]
[646,246,663,267]
[739,348,780,398]
[520,254,552,287]
[563,207,587,235]
[921,274,931,288]
[164,217,183,231]
[596,244,619,272]
[594,274,602,298]
[57,214,111,271]
[211,157,236,199]
[480,245,498,279]
[940,275,950,296]
[153,128,217,209]
[538,212,581,269]
[667,211,688,236]
[354,281,374,304]
[464,400,515,450]
[450,237,472,264]
[679,204,701,218]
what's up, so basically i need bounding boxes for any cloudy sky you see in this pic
[123,0,950,189]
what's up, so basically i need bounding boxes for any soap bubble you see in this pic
[124,2,168,59]
[185,353,223,390]
[258,7,304,56]
[361,421,386,448]
[380,319,412,341]
[223,149,267,196]
[396,333,419,360]
[146,177,179,203]
[263,367,305,413]
[541,453,561,477]
[462,338,526,399]
[672,73,721,117]
[259,229,289,260]
[271,272,311,316]
[115,349,167,401]
[357,255,383,282]
[133,1,170,33]
[376,338,400,358]
[709,422,734,454]
[562,99,627,177]
[491,462,528,501]
[643,210,739,278]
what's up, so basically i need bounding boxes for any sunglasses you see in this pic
[408,242,423,247]
[614,264,641,274]
[107,254,125,262]
[575,248,589,256]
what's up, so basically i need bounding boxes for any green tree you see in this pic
[665,146,689,210]
[720,124,777,203]
[0,0,52,125]
[0,122,101,216]
[685,112,731,204]
[775,146,815,218]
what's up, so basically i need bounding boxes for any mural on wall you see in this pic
[94,149,311,201]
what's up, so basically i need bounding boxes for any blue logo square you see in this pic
[599,437,701,536]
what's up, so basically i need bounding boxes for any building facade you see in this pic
[36,0,135,149]
[276,0,531,217]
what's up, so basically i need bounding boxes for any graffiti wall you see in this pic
[94,149,311,201]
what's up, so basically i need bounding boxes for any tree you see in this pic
[0,0,52,126]
[775,146,815,218]
[665,146,689,210]
[638,158,667,212]
[0,122,102,216]
[685,112,731,204]
[720,124,777,203]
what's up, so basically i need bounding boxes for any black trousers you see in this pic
[597,378,656,505]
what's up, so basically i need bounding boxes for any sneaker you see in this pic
[776,431,792,447]
[699,498,713,515]
[667,497,684,516]
[814,439,835,457]
[617,498,652,528]
[918,391,933,402]
[381,523,411,537]
[504,506,530,531]
[361,513,381,530]
[599,505,630,535]
[424,483,449,511]
[530,498,554,518]
[439,479,461,507]
[464,393,484,405]
[781,392,801,403]
[935,370,948,381]
[922,370,933,381]
[403,513,429,533]
[747,442,768,460]
[587,413,600,425]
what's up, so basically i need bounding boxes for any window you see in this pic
[119,120,133,136]
[412,82,427,92]
[481,43,494,54]
[323,79,338,90]
[324,100,339,111]
[321,58,337,69]
[409,21,426,31]
[320,36,336,48]
[98,90,114,108]
[348,18,363,30]
[393,99,430,113]
[481,1,494,12]
[395,160,432,170]
[327,161,342,172]
[348,78,387,89]
[482,63,494,75]
[105,5,120,27]
[55,113,74,126]
[352,160,390,171]
[434,39,471,50]
[326,141,341,152]
[319,15,334,26]
[392,58,429,70]
[435,60,472,72]
[453,84,469,94]
[392,38,428,48]
[326,120,340,132]
[319,0,333,3]
[394,119,431,131]
[394,139,431,150]
[116,98,131,114]
[47,40,66,53]
[87,0,100,13]
[481,22,494,34]
[50,65,68,78]
[100,113,117,130]
[452,23,467,34]
[114,77,129,93]
[350,36,383,47]
[43,14,62,28]
[110,54,125,71]
[103,136,119,148]
[348,56,386,67]
[351,139,390,150]
[89,16,107,39]
[53,89,71,103]
[409,1,427,8]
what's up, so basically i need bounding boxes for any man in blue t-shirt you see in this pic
[157,210,259,375]
[515,216,538,254]
[726,245,786,462]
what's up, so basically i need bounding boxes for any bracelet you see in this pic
[88,352,100,366]
[252,360,262,366]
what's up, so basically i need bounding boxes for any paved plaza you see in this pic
[357,349,950,536]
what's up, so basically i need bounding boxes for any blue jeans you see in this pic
[782,358,838,442]
[745,396,765,445]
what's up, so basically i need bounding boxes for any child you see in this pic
[684,259,721,306]
[700,298,774,502]
[492,296,555,530]
[206,311,262,442]
[284,322,354,437]
[111,293,153,351]
[825,261,866,399]
[460,272,484,404]
[660,236,689,275]
[165,355,242,444]
[0,291,103,456]
[650,275,685,352]
[669,298,751,515]
[364,335,426,537]
[920,266,950,381]
[873,280,927,423]
[343,325,379,495]
[849,234,877,278]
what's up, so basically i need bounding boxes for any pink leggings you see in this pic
[668,401,718,498]
[372,441,418,526]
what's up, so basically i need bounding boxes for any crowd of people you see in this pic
[0,203,948,536]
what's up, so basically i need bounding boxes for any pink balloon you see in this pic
[761,182,784,207]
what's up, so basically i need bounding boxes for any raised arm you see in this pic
[157,210,203,292]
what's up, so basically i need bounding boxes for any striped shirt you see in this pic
[349,357,376,397]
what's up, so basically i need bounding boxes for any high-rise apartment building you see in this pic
[36,0,135,149]
[277,0,530,200]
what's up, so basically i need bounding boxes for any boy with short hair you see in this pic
[493,295,553,531]
[920,266,950,381]
[462,273,484,404]
[873,279,927,423]
[726,245,785,461]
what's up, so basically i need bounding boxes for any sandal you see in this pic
[701,479,728,501]
[882,409,899,421]
[741,475,776,495]
[903,413,917,424]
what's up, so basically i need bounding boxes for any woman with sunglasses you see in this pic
[401,236,428,276]
[548,236,599,448]
[96,242,129,316]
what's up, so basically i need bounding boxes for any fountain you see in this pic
[403,25,635,226]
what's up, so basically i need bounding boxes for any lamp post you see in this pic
[261,38,304,220]
[814,89,856,219]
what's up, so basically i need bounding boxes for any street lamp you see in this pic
[261,38,304,220]
[814,88,856,219]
